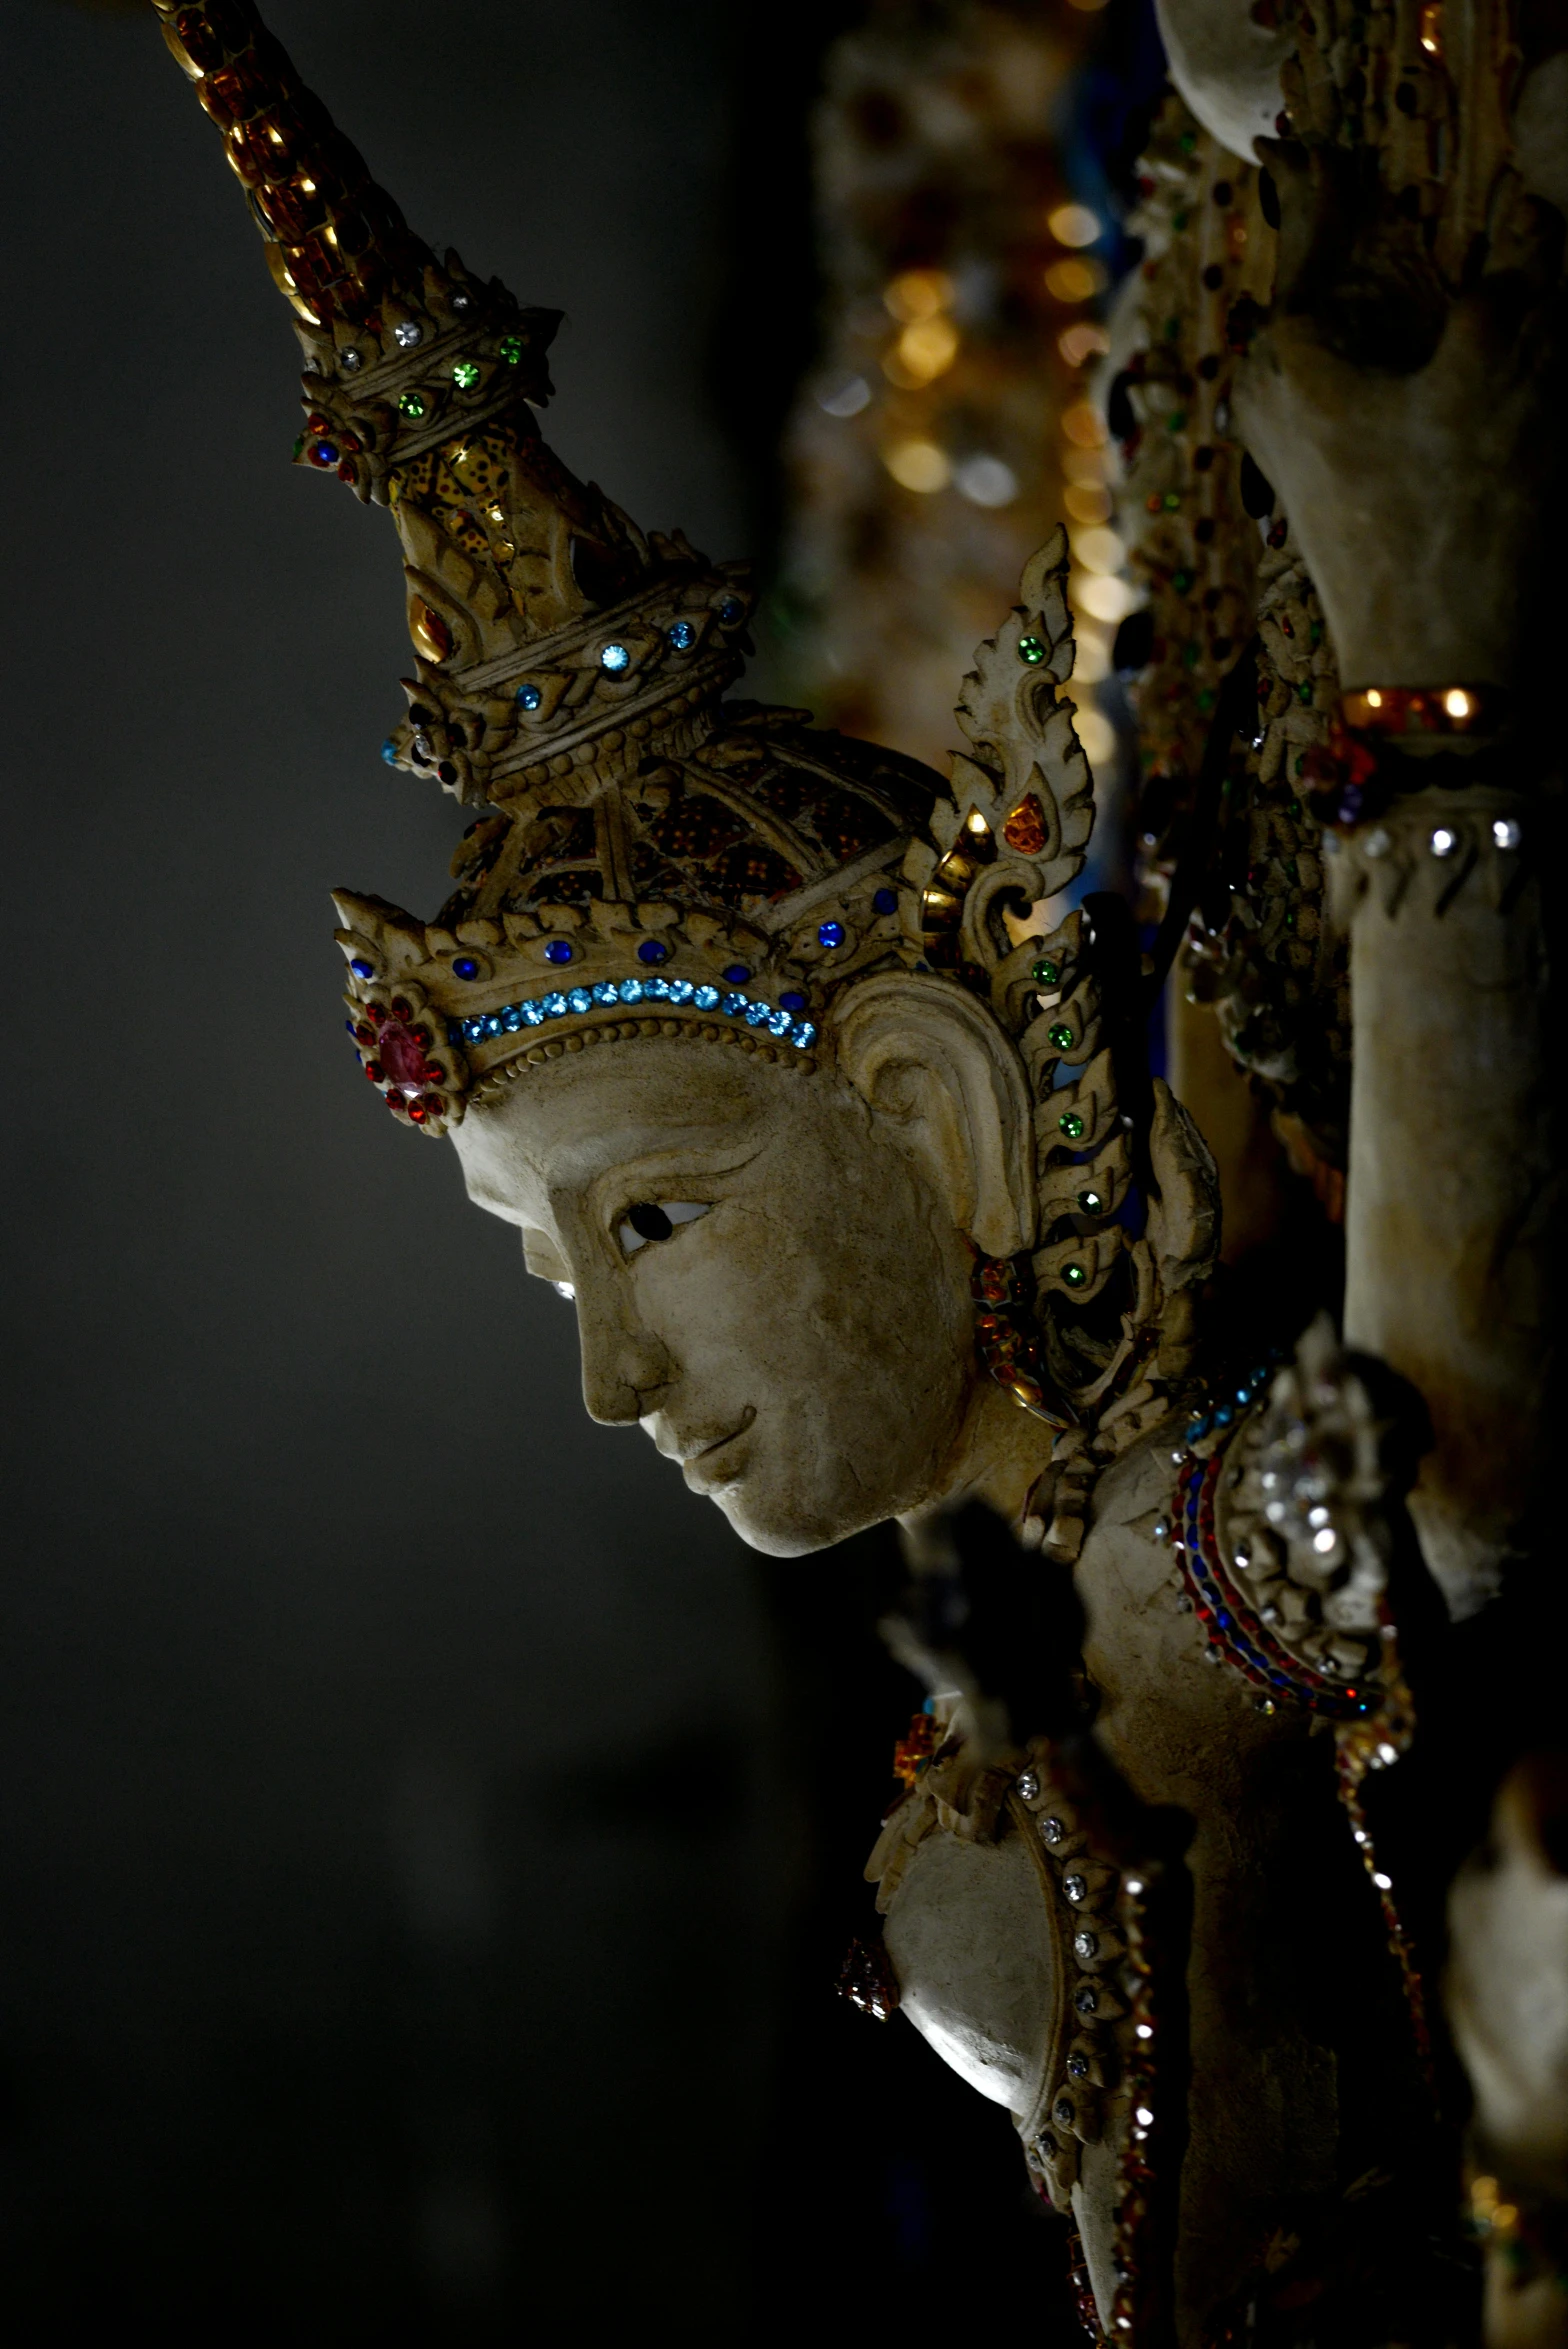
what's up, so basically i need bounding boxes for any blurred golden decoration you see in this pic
[884,268,955,321]
[1048,202,1102,248]
[1045,256,1106,303]
[1061,399,1107,449]
[883,438,952,493]
[1418,1,1443,54]
[1058,321,1110,368]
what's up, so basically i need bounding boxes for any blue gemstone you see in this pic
[718,597,744,625]
[522,1000,545,1026]
[790,1020,817,1050]
[723,964,750,984]
[873,888,897,915]
[637,939,669,965]
[721,991,748,1016]
[600,642,631,673]
[767,1009,792,1036]
[380,739,400,766]
[592,982,619,1006]
[642,977,669,1000]
[667,620,697,651]
[344,1019,355,1033]
[567,988,592,1014]
[516,683,542,710]
[618,979,645,1003]
[462,1019,479,1043]
[693,985,720,1011]
[542,992,568,1017]
[484,1014,504,1037]
[316,439,339,466]
[780,990,806,1013]
[667,979,694,1004]
[504,1006,524,1031]
[350,956,375,979]
[1217,1612,1232,1630]
[545,940,574,964]
[818,920,845,948]
[1215,1405,1234,1426]
[744,1000,770,1028]
[453,956,481,980]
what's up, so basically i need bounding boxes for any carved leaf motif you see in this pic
[950,526,1095,898]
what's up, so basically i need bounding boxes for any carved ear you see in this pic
[829,973,1035,1260]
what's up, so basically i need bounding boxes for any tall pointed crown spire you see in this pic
[151,0,751,802]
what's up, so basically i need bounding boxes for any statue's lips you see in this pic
[676,1408,757,1490]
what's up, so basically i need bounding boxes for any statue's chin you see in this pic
[705,1475,877,1561]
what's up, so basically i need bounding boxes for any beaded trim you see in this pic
[466,1011,815,1105]
[449,977,816,1054]
[1173,1446,1375,1721]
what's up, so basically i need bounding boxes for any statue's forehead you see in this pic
[452,1036,793,1216]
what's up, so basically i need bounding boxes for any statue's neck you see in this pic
[905,1373,1057,1535]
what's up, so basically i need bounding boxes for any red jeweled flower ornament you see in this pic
[348,981,467,1134]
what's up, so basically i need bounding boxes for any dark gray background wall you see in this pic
[2,2,1071,2338]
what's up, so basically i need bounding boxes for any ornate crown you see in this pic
[155,0,1216,1447]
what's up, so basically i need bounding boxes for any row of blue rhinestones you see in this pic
[450,977,817,1053]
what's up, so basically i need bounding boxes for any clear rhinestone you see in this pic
[1066,2053,1088,2079]
[1074,1986,1097,2015]
[1365,828,1391,858]
[1054,2097,1075,2126]
[451,292,471,311]
[1430,826,1458,858]
[1016,1769,1040,1801]
[340,348,363,373]
[1260,1603,1281,1625]
[1175,1594,1193,1614]
[1493,817,1521,851]
[1064,1873,1088,1903]
[1234,1546,1251,1571]
[393,320,423,349]
[1153,1516,1170,1542]
[1041,1816,1065,1845]
[1203,1643,1225,1665]
[1073,1930,1098,1960]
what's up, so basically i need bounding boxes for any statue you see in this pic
[144,1,1562,2339]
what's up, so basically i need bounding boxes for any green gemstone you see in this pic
[1048,1022,1075,1050]
[1162,491,1181,511]
[1018,635,1046,665]
[1078,1190,1104,1215]
[1310,622,1323,645]
[1182,643,1199,670]
[1032,958,1060,985]
[399,391,427,420]
[291,434,305,459]
[1296,682,1313,705]
[451,359,481,390]
[1063,1263,1088,1287]
[1059,1111,1085,1141]
[1172,209,1189,232]
[1167,410,1188,433]
[499,333,524,364]
[1171,568,1193,593]
[1196,688,1216,713]
[1179,130,1197,153]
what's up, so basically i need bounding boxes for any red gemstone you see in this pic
[390,997,412,1019]
[407,1102,428,1122]
[363,1060,382,1082]
[366,1003,387,1025]
[376,1018,432,1094]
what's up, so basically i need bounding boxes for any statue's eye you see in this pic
[619,1200,710,1255]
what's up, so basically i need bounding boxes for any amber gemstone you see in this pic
[1003,795,1049,855]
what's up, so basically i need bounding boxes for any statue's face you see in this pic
[450,1037,983,1555]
